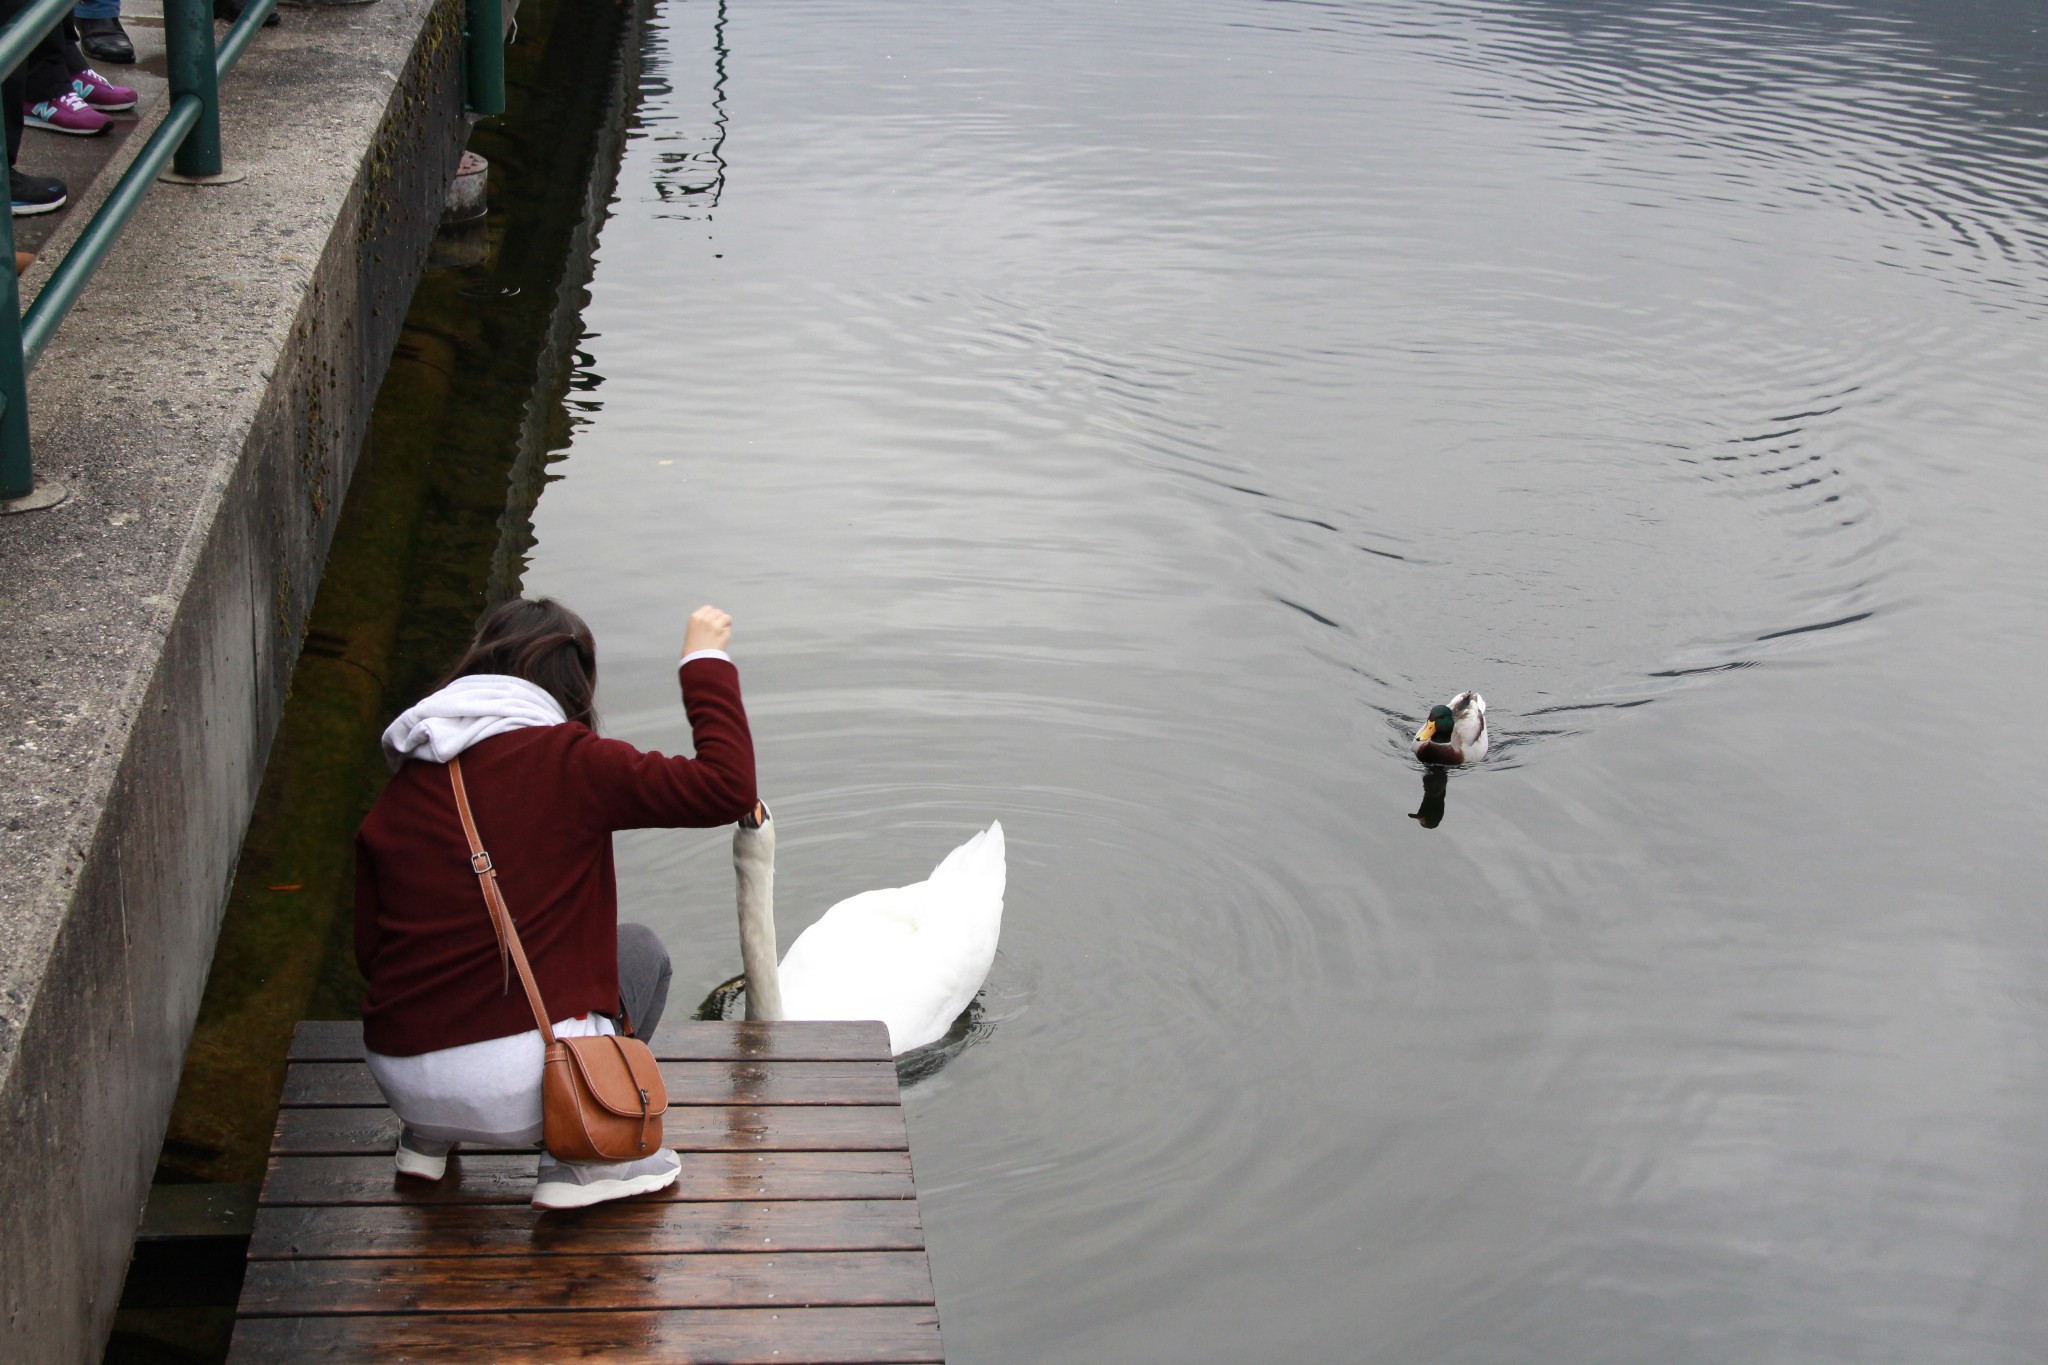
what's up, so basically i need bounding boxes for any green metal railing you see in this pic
[0,0,507,506]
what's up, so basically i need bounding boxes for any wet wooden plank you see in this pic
[226,1305,945,1363]
[258,1150,920,1209]
[241,1250,937,1315]
[280,1059,902,1108]
[284,1020,372,1063]
[273,1105,911,1156]
[249,1196,926,1259]
[654,1021,893,1064]
[287,1019,892,1064]
[251,1020,940,1361]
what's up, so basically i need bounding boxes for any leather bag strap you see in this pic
[448,756,556,1046]
[604,1034,654,1152]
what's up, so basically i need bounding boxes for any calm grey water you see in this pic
[522,1,2048,1358]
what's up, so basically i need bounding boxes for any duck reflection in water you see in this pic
[1409,766,1449,829]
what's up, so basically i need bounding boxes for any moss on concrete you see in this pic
[153,0,642,1188]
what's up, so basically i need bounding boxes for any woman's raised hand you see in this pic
[683,605,733,657]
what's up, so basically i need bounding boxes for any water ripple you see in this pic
[538,0,2048,1357]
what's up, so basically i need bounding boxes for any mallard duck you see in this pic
[1413,691,1489,765]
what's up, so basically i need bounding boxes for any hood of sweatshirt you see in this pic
[380,674,567,771]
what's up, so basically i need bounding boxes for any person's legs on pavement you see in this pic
[53,20,133,113]
[73,0,132,65]
[22,27,108,136]
[1,2,69,217]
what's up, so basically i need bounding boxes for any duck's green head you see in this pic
[1416,704,1455,743]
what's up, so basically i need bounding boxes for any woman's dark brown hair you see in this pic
[445,597,599,728]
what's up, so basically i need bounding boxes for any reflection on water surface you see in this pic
[518,0,2048,1359]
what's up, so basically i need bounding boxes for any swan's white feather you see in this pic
[777,822,1006,1055]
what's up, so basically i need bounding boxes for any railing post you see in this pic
[465,0,505,116]
[164,0,223,178]
[0,207,32,504]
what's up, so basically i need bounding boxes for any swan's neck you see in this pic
[732,811,784,1021]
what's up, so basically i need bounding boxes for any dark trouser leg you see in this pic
[23,30,77,104]
[0,0,49,160]
[54,20,88,77]
[4,69,20,166]
[616,922,672,1042]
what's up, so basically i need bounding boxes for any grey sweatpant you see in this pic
[614,921,672,1044]
[372,923,675,1147]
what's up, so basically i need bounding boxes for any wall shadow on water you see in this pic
[102,0,650,1359]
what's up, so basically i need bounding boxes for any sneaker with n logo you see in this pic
[72,69,136,112]
[25,92,109,135]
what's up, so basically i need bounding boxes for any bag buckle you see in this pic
[470,851,493,874]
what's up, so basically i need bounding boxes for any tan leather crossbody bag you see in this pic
[448,756,668,1164]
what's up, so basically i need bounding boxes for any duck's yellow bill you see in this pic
[1416,722,1434,742]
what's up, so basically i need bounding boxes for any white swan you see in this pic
[731,806,1006,1056]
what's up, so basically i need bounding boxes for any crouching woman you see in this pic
[352,597,754,1210]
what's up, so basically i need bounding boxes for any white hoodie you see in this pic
[379,674,566,770]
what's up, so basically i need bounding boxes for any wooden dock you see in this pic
[227,1019,943,1363]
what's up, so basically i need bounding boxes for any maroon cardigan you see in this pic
[354,657,755,1057]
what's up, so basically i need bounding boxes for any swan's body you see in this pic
[733,811,1005,1056]
[1413,691,1489,765]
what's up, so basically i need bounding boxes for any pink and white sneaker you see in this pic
[72,70,136,113]
[25,92,109,135]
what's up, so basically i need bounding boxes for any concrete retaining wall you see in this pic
[0,2,466,1357]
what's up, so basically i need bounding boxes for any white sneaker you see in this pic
[394,1126,457,1181]
[532,1148,680,1210]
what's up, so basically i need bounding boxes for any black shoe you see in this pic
[75,16,135,64]
[214,0,281,26]
[10,170,67,217]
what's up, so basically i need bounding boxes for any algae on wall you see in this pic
[151,0,649,1189]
